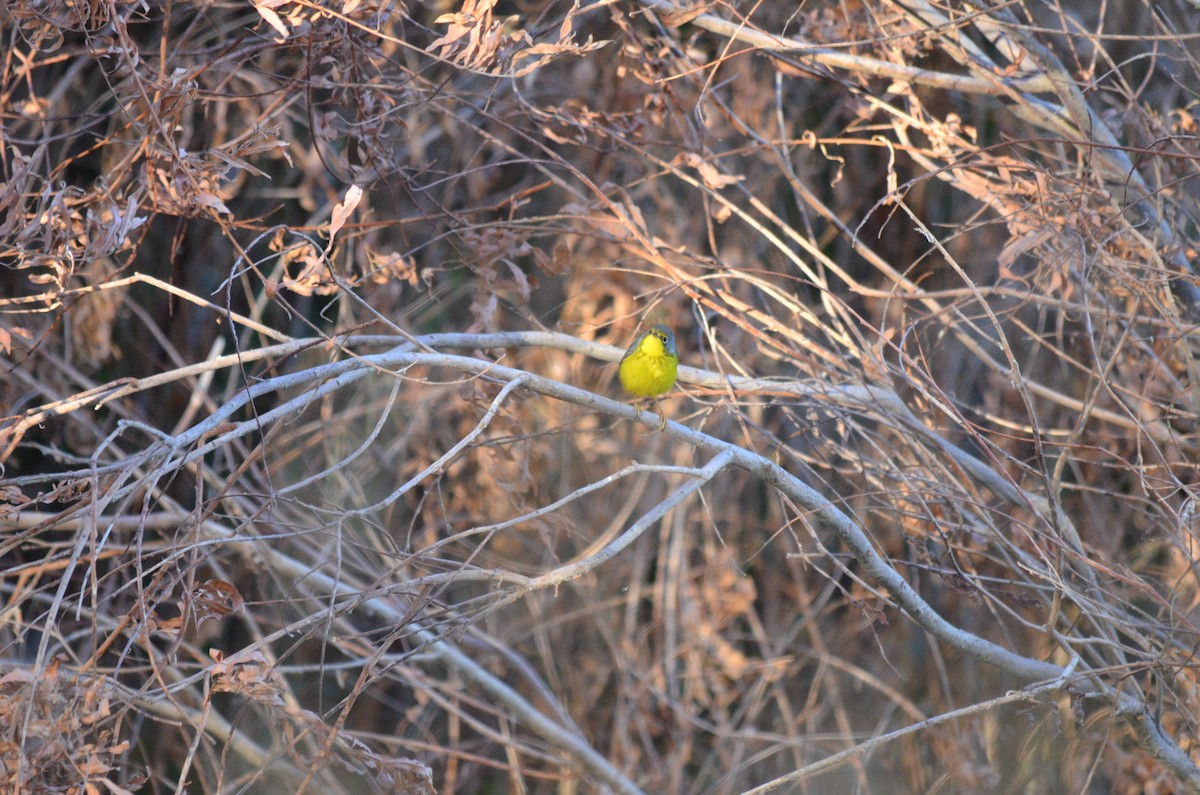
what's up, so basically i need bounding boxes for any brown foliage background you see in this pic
[3,0,1200,792]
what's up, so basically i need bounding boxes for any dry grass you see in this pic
[3,0,1200,792]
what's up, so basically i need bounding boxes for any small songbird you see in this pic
[618,323,678,429]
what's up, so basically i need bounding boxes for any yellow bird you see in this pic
[618,323,679,429]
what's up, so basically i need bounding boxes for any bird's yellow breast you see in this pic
[619,334,678,397]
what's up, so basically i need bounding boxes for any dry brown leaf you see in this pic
[674,151,745,190]
[329,184,363,240]
[209,649,286,705]
[192,579,245,629]
[252,0,291,41]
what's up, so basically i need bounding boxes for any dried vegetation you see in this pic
[3,0,1200,792]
